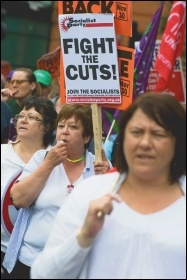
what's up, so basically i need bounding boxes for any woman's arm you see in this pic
[10,142,67,208]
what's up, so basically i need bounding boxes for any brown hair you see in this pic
[57,104,93,148]
[114,93,186,183]
[14,67,41,97]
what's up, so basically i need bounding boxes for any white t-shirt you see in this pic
[1,142,25,253]
[1,143,51,253]
[31,172,186,279]
[17,149,97,267]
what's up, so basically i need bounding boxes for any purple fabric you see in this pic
[133,1,164,99]
[101,107,122,136]
[6,70,14,79]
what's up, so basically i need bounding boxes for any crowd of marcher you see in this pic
[1,66,186,279]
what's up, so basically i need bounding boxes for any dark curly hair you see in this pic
[20,96,57,146]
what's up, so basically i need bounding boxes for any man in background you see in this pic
[34,69,52,98]
[1,74,12,143]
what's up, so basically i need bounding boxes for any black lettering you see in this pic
[120,60,129,78]
[93,55,98,63]
[63,39,73,54]
[62,1,74,13]
[69,17,74,23]
[101,1,113,13]
[100,65,111,80]
[78,65,89,80]
[121,87,127,96]
[174,59,180,70]
[93,38,106,53]
[116,3,126,12]
[105,38,115,53]
[63,38,114,55]
[66,64,113,81]
[89,65,99,80]
[80,39,92,54]
[75,1,87,13]
[66,65,78,80]
[62,1,114,14]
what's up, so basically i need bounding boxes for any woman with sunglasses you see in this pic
[2,67,42,141]
[1,96,57,277]
[6,67,41,115]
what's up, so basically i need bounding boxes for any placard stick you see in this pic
[98,104,102,146]
[104,119,115,144]
[91,104,102,161]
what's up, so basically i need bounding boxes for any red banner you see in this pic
[154,1,186,91]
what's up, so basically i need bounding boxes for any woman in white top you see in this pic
[1,97,57,268]
[2,104,111,279]
[31,93,186,279]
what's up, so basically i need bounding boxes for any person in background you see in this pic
[2,104,112,279]
[31,93,186,279]
[103,133,117,165]
[4,70,14,89]
[1,96,57,277]
[1,101,12,144]
[34,69,52,98]
[6,67,41,116]
[2,67,42,141]
[1,74,12,144]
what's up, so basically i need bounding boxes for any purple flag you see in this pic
[133,1,164,99]
[101,107,122,137]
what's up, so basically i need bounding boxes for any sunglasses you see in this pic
[10,80,29,85]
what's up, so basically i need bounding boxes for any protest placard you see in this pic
[59,13,122,160]
[59,13,121,104]
[58,31,134,109]
[104,45,134,111]
[58,5,134,159]
[58,1,132,37]
[58,2,134,110]
[37,46,61,79]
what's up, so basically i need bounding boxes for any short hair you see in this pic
[20,96,57,146]
[57,104,93,148]
[13,67,41,97]
[114,93,186,183]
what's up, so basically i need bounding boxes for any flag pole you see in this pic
[104,119,116,144]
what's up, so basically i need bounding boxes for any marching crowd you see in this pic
[1,67,186,279]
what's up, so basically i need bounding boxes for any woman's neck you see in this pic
[119,174,182,214]
[13,139,46,163]
[66,154,85,163]
[129,169,172,186]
